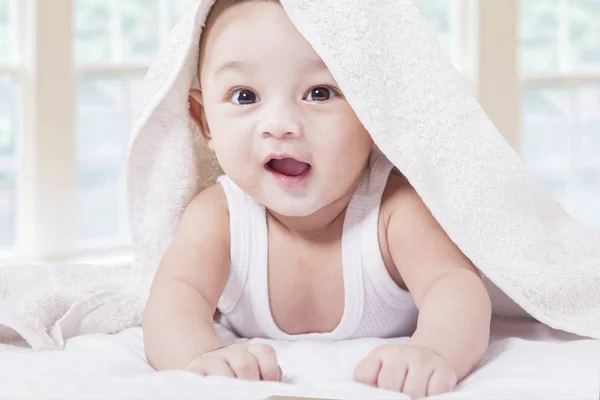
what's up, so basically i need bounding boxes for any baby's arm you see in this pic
[142,185,231,371]
[355,183,491,397]
[390,187,491,379]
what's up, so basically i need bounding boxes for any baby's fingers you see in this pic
[205,359,237,378]
[186,358,235,378]
[427,367,457,396]
[353,352,382,386]
[402,365,434,399]
[377,360,408,392]
[247,344,282,382]
[225,350,260,381]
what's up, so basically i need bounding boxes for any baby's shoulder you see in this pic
[379,169,446,245]
[182,183,230,228]
[380,170,423,219]
[189,182,229,208]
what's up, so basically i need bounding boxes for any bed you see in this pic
[0,317,597,399]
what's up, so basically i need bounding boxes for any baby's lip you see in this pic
[262,153,310,165]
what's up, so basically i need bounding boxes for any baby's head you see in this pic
[189,0,373,217]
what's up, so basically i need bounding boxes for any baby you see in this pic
[142,0,492,397]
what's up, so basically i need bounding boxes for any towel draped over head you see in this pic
[129,0,598,340]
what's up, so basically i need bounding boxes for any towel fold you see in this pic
[1,0,598,349]
[0,264,141,350]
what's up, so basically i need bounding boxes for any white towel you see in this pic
[1,0,598,350]
[127,0,600,339]
[0,264,141,350]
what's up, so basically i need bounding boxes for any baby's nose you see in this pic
[261,129,297,139]
[257,103,303,139]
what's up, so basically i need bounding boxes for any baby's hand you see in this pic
[353,344,457,399]
[185,343,282,382]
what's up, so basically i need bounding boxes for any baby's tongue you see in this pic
[269,158,310,176]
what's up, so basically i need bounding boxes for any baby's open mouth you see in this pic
[265,158,311,177]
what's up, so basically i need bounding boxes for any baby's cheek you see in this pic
[212,141,240,170]
[217,142,258,181]
[218,149,242,171]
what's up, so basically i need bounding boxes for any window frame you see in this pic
[73,0,179,256]
[0,1,19,258]
[5,0,184,264]
[19,0,76,262]
[1,0,143,263]
[0,63,21,258]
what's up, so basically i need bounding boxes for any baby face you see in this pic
[192,0,373,217]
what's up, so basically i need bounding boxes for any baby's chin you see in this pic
[261,198,322,219]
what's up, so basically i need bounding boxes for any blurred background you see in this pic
[0,0,598,263]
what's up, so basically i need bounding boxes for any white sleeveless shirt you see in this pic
[216,148,418,340]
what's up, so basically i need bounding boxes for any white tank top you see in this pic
[216,148,418,340]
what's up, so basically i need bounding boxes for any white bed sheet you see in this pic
[0,317,597,400]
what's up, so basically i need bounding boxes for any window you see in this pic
[415,0,455,55]
[0,0,191,262]
[0,0,18,250]
[415,0,469,71]
[520,0,600,228]
[75,0,192,248]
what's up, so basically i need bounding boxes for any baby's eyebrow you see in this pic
[213,61,250,77]
[212,59,329,77]
[305,59,328,72]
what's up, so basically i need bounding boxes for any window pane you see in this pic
[0,172,15,248]
[75,0,183,244]
[169,0,195,28]
[576,85,600,228]
[0,74,19,248]
[76,0,187,64]
[579,84,600,164]
[520,0,560,74]
[521,0,600,74]
[522,82,600,229]
[569,0,600,71]
[76,73,144,241]
[0,0,14,64]
[521,83,572,168]
[414,0,454,60]
[75,0,112,64]
[121,0,160,62]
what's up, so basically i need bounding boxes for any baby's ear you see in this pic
[188,89,212,143]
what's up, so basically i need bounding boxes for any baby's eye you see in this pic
[305,86,337,102]
[230,89,259,105]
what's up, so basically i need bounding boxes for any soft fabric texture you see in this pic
[0,264,141,350]
[216,148,418,340]
[0,318,597,399]
[0,0,598,350]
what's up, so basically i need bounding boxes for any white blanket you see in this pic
[0,318,597,399]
